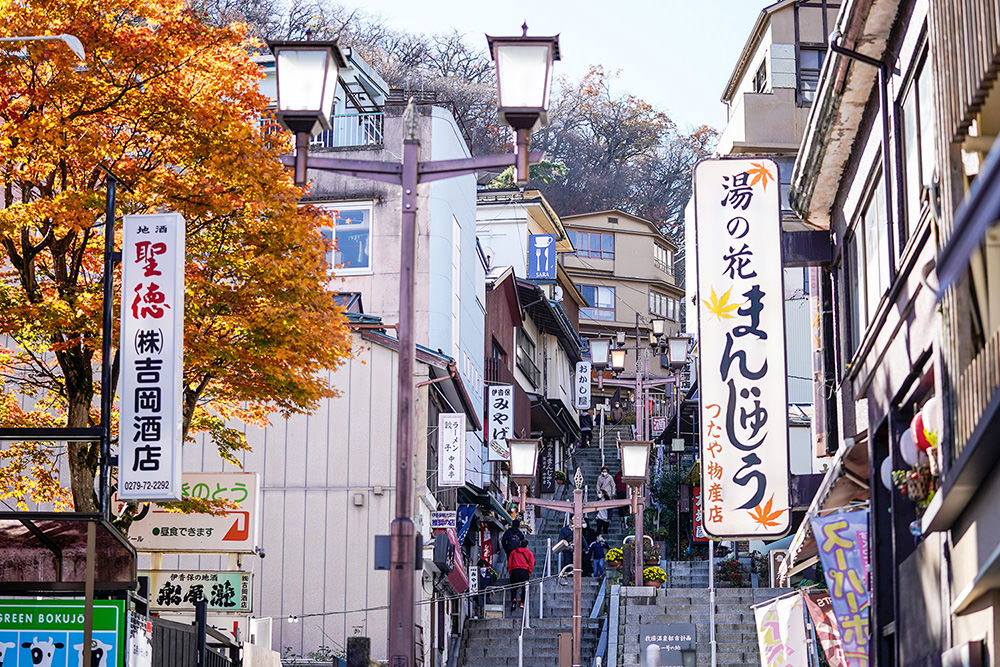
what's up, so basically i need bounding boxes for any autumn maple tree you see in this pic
[0,0,352,513]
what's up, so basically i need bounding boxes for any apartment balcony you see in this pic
[717,88,808,154]
[260,111,384,150]
[310,112,384,149]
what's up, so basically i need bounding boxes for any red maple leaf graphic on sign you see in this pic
[747,495,786,529]
[746,162,775,190]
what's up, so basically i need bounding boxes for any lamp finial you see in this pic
[574,467,584,490]
[521,22,529,36]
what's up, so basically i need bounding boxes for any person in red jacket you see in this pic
[507,538,535,612]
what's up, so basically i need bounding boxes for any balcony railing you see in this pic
[310,112,384,149]
[953,325,1000,461]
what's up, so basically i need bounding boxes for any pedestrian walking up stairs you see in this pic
[615,586,792,667]
[459,577,603,667]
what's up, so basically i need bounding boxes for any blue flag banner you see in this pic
[809,509,870,667]
[527,234,557,283]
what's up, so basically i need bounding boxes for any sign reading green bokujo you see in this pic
[0,599,126,667]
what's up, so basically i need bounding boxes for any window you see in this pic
[900,53,936,241]
[649,290,671,318]
[569,231,615,260]
[516,329,540,387]
[319,202,372,274]
[580,285,616,321]
[798,47,826,104]
[654,245,673,273]
[775,156,796,213]
[844,178,889,358]
[753,61,767,93]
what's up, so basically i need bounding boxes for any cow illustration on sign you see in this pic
[21,637,63,667]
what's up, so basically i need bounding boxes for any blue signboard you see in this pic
[527,234,557,283]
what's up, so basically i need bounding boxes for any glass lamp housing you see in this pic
[268,40,346,135]
[508,438,540,487]
[610,348,627,373]
[590,339,610,369]
[619,440,651,484]
[667,336,689,367]
[487,30,560,131]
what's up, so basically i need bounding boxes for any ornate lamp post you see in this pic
[269,29,557,667]
[508,438,540,513]
[516,439,650,667]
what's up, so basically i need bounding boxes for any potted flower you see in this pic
[554,470,567,485]
[716,558,748,587]
[606,547,623,567]
[643,566,667,588]
[643,542,661,566]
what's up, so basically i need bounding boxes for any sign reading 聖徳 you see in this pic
[574,362,592,410]
[693,158,789,538]
[119,213,185,502]
[438,413,466,486]
[486,385,513,461]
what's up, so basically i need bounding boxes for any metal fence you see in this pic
[310,112,384,149]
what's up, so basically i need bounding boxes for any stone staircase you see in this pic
[459,577,604,667]
[668,560,710,587]
[616,586,792,667]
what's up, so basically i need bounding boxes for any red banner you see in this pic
[805,590,847,667]
[692,486,708,542]
[480,523,493,564]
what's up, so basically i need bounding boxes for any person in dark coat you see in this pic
[501,519,525,557]
[589,536,609,578]
[579,410,593,447]
[557,520,574,572]
[581,520,597,577]
[507,538,535,611]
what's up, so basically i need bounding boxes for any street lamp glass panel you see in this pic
[494,44,552,111]
[619,440,651,483]
[590,339,610,369]
[667,336,688,366]
[269,41,343,133]
[651,318,666,338]
[616,331,627,346]
[508,438,540,484]
[610,348,627,372]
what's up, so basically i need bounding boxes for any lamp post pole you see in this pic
[521,466,643,667]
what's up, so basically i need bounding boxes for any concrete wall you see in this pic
[144,332,436,663]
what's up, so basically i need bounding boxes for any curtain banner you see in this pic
[754,593,809,667]
[805,590,848,667]
[810,509,870,667]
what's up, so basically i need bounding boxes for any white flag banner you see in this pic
[754,593,809,667]
[694,158,790,537]
[438,413,466,486]
[119,213,185,501]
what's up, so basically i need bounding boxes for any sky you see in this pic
[349,0,768,132]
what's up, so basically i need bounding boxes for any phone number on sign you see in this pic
[122,480,171,491]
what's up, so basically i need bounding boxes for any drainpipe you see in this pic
[828,30,897,280]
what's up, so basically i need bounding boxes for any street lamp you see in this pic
[270,29,555,667]
[508,438,540,512]
[610,347,627,373]
[267,40,347,186]
[666,335,689,367]
[487,24,560,184]
[589,339,610,370]
[619,440,652,581]
[651,317,666,340]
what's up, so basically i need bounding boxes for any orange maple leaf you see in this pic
[747,495,786,529]
[746,163,775,190]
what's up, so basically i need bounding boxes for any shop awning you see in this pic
[779,438,869,583]
[0,512,136,594]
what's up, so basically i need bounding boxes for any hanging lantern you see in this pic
[880,457,894,491]
[899,428,919,466]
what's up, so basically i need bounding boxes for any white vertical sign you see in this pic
[119,213,185,501]
[486,385,514,461]
[694,158,789,537]
[574,361,592,410]
[438,413,466,487]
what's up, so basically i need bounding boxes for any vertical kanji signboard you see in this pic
[693,158,789,538]
[119,213,185,501]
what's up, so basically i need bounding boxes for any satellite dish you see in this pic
[553,285,564,301]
